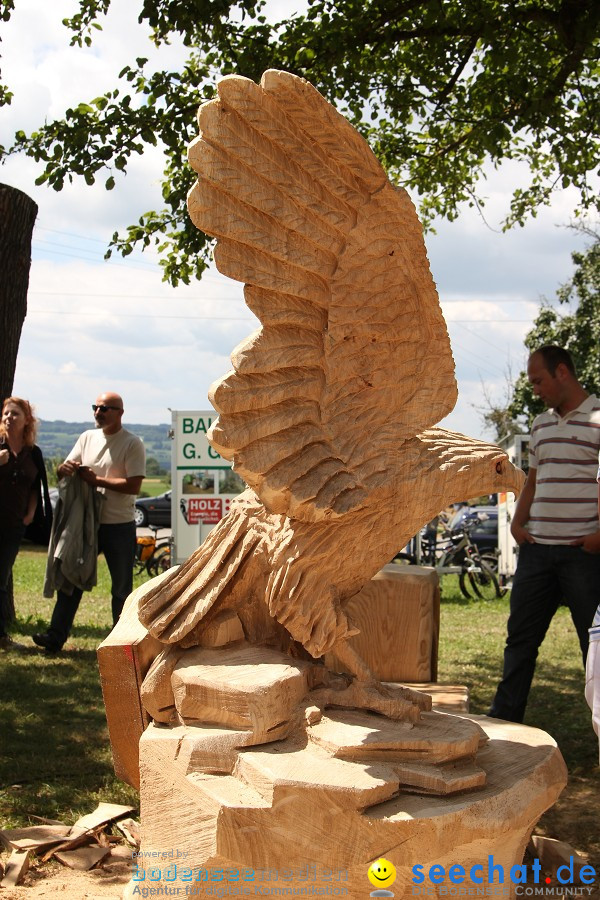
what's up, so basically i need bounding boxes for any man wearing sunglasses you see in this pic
[33,392,145,653]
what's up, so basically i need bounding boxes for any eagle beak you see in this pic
[508,465,526,498]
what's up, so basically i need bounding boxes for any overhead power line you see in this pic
[25,307,532,325]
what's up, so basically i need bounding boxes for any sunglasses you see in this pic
[92,404,121,413]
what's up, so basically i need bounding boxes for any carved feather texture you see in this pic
[188,70,458,523]
[137,71,525,656]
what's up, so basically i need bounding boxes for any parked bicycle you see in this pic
[394,511,504,600]
[134,525,172,578]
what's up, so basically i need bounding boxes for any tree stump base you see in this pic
[125,712,566,899]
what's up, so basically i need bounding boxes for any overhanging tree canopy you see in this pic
[2,0,599,284]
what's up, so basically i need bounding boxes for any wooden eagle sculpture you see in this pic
[138,70,524,720]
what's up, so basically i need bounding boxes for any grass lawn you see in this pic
[1,553,598,867]
[438,576,600,865]
[0,546,144,827]
[139,477,170,498]
[438,576,597,774]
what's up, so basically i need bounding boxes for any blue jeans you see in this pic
[47,521,136,648]
[489,542,600,722]
[0,524,25,637]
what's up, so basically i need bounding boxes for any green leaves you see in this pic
[1,1,16,22]
[3,0,599,284]
[62,0,110,47]
[509,229,600,427]
[0,85,13,108]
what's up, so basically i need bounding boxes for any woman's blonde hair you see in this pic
[1,397,38,447]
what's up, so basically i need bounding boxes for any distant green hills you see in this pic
[37,420,172,470]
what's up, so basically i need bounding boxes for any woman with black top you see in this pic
[0,397,47,650]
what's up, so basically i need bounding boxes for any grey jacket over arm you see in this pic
[44,476,103,597]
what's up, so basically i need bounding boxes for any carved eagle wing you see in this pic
[188,70,457,523]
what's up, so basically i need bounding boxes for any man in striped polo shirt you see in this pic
[489,345,600,723]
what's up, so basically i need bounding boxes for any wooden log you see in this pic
[327,565,440,682]
[97,575,169,788]
[99,566,470,786]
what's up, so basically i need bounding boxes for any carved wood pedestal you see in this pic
[124,714,566,900]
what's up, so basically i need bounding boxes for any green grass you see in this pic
[1,555,598,863]
[0,546,144,827]
[438,575,600,863]
[438,576,597,773]
[138,477,170,498]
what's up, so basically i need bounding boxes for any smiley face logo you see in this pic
[367,858,397,889]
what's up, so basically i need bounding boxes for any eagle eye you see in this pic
[495,461,503,474]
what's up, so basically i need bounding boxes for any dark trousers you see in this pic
[489,542,600,722]
[0,524,25,637]
[47,521,136,648]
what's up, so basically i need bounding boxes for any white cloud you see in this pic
[58,361,79,375]
[13,252,251,423]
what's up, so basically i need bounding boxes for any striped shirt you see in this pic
[528,395,600,544]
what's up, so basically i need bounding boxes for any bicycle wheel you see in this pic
[480,553,508,596]
[133,560,145,576]
[146,545,172,577]
[458,568,476,599]
[466,559,501,601]
[480,552,499,573]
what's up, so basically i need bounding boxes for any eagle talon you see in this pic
[380,682,432,711]
[313,640,432,720]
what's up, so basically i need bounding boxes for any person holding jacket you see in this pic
[0,397,51,651]
[33,392,145,653]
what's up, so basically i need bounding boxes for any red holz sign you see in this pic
[184,497,223,525]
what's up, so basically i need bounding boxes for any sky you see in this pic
[0,0,591,439]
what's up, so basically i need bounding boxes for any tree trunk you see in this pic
[0,183,38,401]
[0,183,38,629]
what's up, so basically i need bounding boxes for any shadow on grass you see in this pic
[0,647,133,825]
[523,658,596,771]
[71,623,113,640]
[15,617,111,642]
[0,654,107,776]
[439,588,473,607]
[459,652,596,771]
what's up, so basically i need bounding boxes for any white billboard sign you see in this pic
[171,410,244,564]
